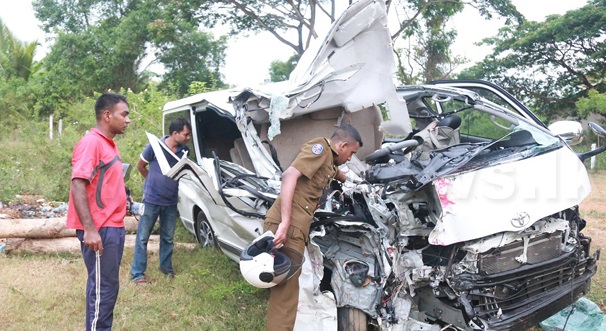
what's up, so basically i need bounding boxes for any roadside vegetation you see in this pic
[0,86,170,203]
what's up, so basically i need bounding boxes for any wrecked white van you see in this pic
[154,0,604,330]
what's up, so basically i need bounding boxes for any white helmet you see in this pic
[239,232,303,288]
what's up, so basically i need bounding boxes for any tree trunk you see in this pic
[4,235,197,255]
[0,217,139,239]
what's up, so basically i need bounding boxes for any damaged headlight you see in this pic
[344,260,370,287]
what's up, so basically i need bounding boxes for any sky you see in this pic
[0,0,589,87]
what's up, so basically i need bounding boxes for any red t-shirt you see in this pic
[66,128,126,230]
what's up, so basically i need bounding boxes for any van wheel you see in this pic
[195,212,217,248]
[338,307,367,331]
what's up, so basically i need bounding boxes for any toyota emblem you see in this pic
[511,212,530,228]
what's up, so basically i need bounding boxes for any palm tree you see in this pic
[0,18,41,81]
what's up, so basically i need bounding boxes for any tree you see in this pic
[198,0,522,84]
[392,0,523,83]
[199,0,346,55]
[268,53,300,82]
[577,90,606,118]
[0,18,41,81]
[459,0,606,121]
[33,0,227,101]
[394,1,467,84]
[157,30,227,96]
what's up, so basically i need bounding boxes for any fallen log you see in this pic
[0,216,140,239]
[4,235,198,255]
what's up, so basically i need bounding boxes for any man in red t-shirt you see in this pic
[66,93,130,331]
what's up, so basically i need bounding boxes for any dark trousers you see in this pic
[77,227,125,331]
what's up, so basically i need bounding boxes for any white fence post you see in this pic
[58,119,63,137]
[49,115,53,140]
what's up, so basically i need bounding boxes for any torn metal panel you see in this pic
[295,247,338,331]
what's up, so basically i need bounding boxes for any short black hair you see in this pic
[331,124,363,147]
[169,118,192,135]
[95,93,128,120]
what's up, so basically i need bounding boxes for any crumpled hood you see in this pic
[429,146,591,245]
[232,0,410,137]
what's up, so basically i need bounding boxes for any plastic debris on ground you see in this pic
[540,297,606,331]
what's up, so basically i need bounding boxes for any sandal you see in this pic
[134,277,151,286]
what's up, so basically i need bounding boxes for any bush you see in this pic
[0,84,174,204]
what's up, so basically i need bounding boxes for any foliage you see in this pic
[196,0,522,84]
[0,15,210,204]
[0,76,37,124]
[0,108,73,202]
[157,31,228,97]
[269,53,300,82]
[198,0,345,55]
[0,18,41,81]
[393,0,523,84]
[394,0,467,84]
[458,0,606,122]
[188,81,212,95]
[0,84,173,204]
[577,90,606,119]
[199,0,522,55]
[32,0,227,109]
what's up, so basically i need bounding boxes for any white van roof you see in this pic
[162,89,236,115]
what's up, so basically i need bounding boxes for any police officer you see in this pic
[263,124,363,331]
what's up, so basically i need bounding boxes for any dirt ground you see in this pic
[579,172,606,248]
[577,172,606,312]
[581,173,606,212]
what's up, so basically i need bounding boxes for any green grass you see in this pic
[585,210,606,220]
[0,223,269,331]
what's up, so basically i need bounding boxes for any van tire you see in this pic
[195,212,217,248]
[337,307,367,331]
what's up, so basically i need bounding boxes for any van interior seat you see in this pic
[259,106,383,168]
[233,137,255,172]
[229,147,242,167]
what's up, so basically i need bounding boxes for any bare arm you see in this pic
[137,158,149,178]
[71,178,103,255]
[273,166,303,247]
[335,169,346,182]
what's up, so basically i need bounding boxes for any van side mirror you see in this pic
[577,122,606,162]
[548,121,583,146]
[589,122,606,137]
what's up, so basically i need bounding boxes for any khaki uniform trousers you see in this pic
[263,221,307,331]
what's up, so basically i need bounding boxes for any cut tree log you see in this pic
[4,235,198,255]
[0,216,140,239]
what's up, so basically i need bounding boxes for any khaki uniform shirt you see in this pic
[265,137,339,239]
